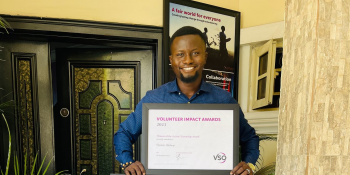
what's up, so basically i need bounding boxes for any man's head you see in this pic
[169,26,207,84]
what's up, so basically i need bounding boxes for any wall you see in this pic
[239,0,284,28]
[0,0,237,27]
[276,0,350,174]
[238,22,284,134]
[0,0,283,28]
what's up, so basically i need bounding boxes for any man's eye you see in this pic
[177,53,184,57]
[192,52,199,56]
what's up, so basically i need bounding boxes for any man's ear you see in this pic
[169,55,173,64]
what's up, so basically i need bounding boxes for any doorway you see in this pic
[0,16,162,175]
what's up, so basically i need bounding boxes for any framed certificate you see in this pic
[141,103,239,175]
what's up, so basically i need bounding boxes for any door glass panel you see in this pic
[259,52,268,76]
[74,67,134,175]
[18,59,36,174]
[80,114,91,135]
[80,140,92,160]
[108,81,132,109]
[97,100,114,175]
[79,81,102,109]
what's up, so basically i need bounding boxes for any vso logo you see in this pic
[213,152,226,163]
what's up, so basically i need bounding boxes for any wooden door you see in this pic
[55,49,153,175]
[0,39,54,175]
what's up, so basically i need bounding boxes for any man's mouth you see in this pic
[182,67,195,71]
[181,66,196,72]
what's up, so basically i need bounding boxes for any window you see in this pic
[250,40,283,109]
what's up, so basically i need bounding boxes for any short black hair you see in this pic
[169,26,206,51]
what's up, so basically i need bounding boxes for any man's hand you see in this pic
[230,162,253,175]
[124,161,146,175]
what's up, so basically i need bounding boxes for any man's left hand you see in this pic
[230,162,253,175]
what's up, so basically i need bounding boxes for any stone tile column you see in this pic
[276,0,350,174]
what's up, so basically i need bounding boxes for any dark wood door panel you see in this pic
[0,39,53,175]
[55,49,153,175]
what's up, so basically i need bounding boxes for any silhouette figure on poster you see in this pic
[203,27,212,48]
[219,26,231,60]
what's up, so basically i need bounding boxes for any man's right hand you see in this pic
[124,161,146,175]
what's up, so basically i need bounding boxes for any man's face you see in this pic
[169,34,207,83]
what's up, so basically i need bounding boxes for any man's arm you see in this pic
[229,99,259,164]
[238,109,259,164]
[228,99,259,175]
[113,97,145,164]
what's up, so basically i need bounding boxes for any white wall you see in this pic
[238,21,284,134]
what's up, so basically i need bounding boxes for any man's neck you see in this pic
[176,77,202,99]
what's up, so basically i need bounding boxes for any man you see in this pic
[114,26,259,175]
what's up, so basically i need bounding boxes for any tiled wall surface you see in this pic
[277,0,350,174]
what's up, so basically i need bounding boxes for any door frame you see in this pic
[1,15,163,87]
[0,15,163,174]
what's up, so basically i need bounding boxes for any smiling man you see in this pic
[114,26,259,175]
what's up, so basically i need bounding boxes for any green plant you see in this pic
[13,152,67,175]
[0,16,12,34]
[1,113,11,175]
[1,109,67,175]
[254,134,278,175]
[0,91,67,175]
[254,162,276,175]
[0,92,15,175]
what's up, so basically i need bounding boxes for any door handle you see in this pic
[60,108,69,117]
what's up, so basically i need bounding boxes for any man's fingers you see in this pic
[235,167,246,175]
[124,161,145,175]
[230,162,246,174]
[135,161,146,174]
[125,164,138,175]
[230,164,242,174]
[242,169,249,175]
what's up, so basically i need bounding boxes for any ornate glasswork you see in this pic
[74,68,135,175]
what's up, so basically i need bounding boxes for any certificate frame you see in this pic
[141,103,240,175]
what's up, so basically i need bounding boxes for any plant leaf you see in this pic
[16,154,19,175]
[55,170,68,175]
[0,16,13,34]
[31,153,38,175]
[254,162,276,175]
[36,153,47,175]
[13,154,17,175]
[0,20,9,34]
[41,157,53,175]
[2,113,11,175]
[0,16,13,29]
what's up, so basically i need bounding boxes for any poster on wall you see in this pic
[164,0,241,99]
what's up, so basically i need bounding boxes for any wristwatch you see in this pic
[247,162,256,174]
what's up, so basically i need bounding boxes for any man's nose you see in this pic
[182,54,194,64]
